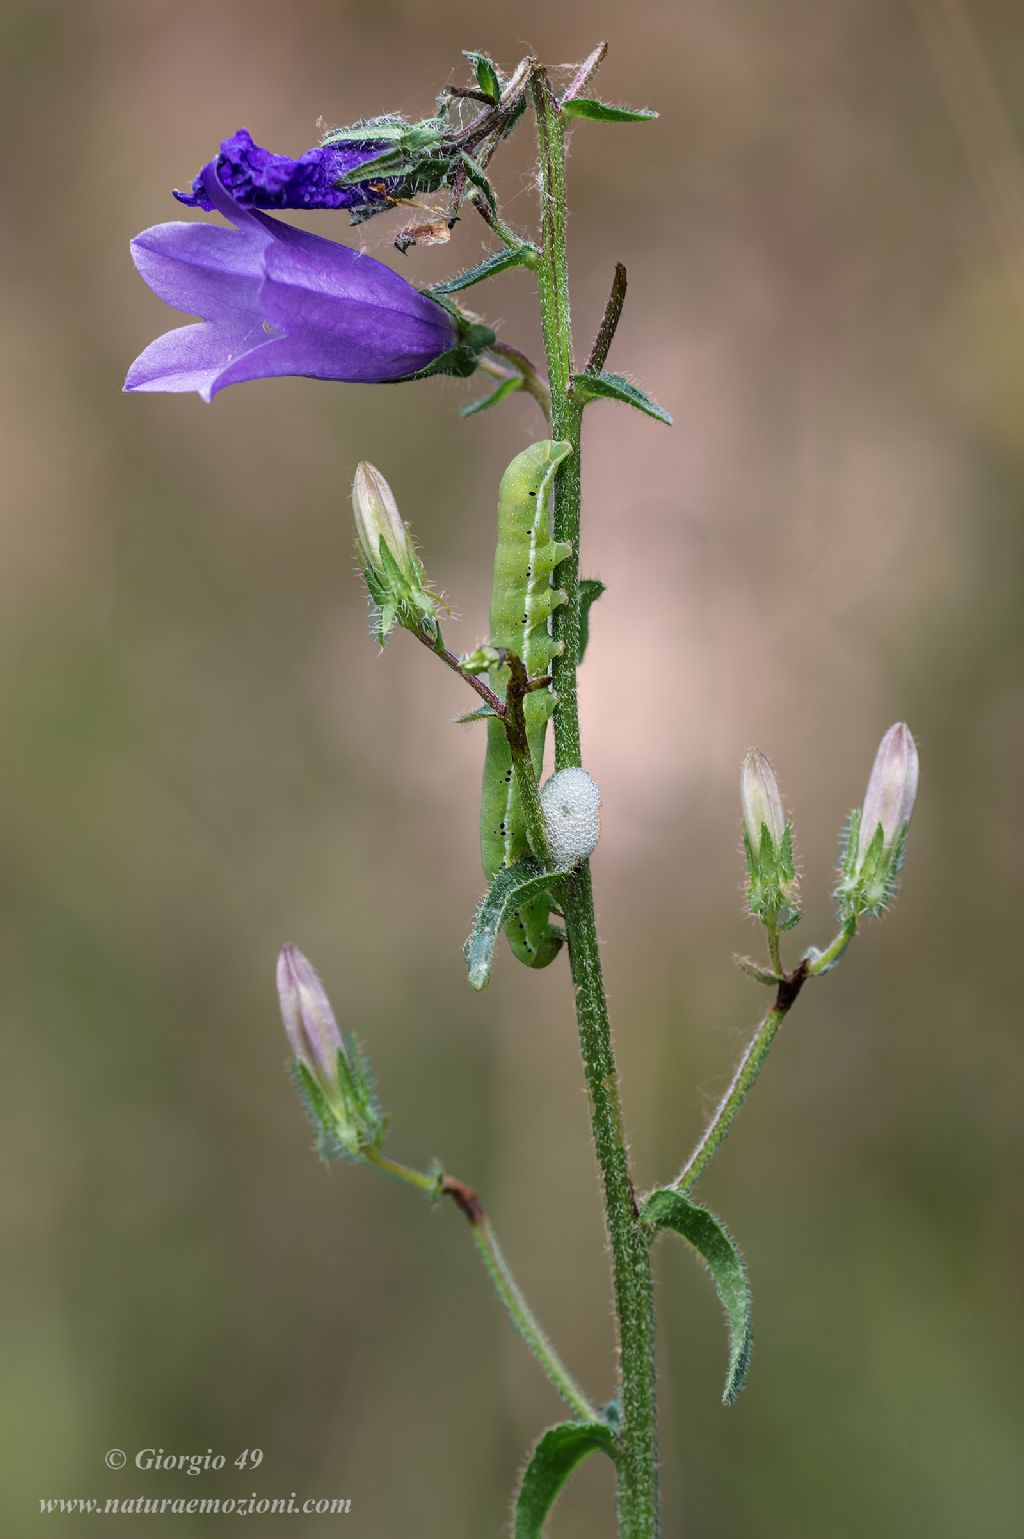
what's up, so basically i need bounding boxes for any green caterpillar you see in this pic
[480,439,573,968]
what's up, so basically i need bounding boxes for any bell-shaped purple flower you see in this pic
[124,163,464,401]
[172,127,393,216]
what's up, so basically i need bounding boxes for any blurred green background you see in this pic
[4,2,1023,1535]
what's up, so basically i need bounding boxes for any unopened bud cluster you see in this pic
[352,462,440,646]
[835,722,919,920]
[740,750,800,930]
[277,944,386,1162]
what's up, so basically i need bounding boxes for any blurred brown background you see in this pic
[3,1,1023,1535]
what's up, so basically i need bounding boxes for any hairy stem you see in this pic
[364,1151,595,1418]
[532,70,659,1538]
[673,961,809,1193]
[470,1214,600,1422]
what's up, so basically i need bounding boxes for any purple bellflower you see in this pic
[172,127,394,217]
[125,162,485,402]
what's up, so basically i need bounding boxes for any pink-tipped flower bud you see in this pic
[741,750,786,855]
[352,461,416,582]
[276,943,345,1090]
[740,749,800,929]
[836,722,919,921]
[277,944,386,1163]
[351,462,439,645]
[857,722,919,862]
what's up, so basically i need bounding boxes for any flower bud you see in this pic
[741,750,786,855]
[277,943,345,1088]
[277,944,385,1161]
[857,722,919,863]
[352,462,416,582]
[740,749,800,929]
[351,462,440,645]
[836,722,919,920]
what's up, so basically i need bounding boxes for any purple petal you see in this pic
[124,316,270,400]
[174,128,392,214]
[258,242,455,382]
[130,220,267,319]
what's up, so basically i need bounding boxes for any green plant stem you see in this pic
[673,961,809,1194]
[806,918,857,975]
[364,1150,595,1419]
[472,1216,599,1423]
[766,918,783,978]
[532,70,659,1538]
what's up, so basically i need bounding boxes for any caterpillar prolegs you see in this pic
[480,439,573,968]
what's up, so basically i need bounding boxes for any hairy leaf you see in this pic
[462,376,523,418]
[642,1188,752,1404]
[514,1421,617,1538]
[465,858,570,990]
[464,50,501,104]
[562,98,658,124]
[426,245,537,296]
[578,578,606,663]
[573,370,672,425]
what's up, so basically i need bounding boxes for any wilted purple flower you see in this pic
[857,722,919,860]
[276,943,346,1089]
[124,163,461,401]
[173,127,393,216]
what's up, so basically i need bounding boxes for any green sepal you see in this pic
[410,312,497,381]
[561,98,658,124]
[834,808,910,922]
[462,377,523,418]
[290,1062,359,1164]
[426,244,539,296]
[289,1064,349,1157]
[328,116,447,184]
[578,578,606,662]
[642,1188,752,1405]
[572,370,672,425]
[336,1035,387,1154]
[464,50,501,104]
[465,858,571,990]
[455,703,501,724]
[743,818,801,931]
[514,1421,617,1538]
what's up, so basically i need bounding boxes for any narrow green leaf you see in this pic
[578,578,606,663]
[562,98,658,124]
[426,244,537,296]
[573,370,672,425]
[455,704,500,725]
[461,377,523,419]
[465,859,569,991]
[514,1421,617,1538]
[459,152,498,213]
[464,50,501,104]
[642,1188,752,1404]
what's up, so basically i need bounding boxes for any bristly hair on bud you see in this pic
[740,749,800,930]
[276,944,386,1163]
[351,463,442,646]
[835,722,919,921]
